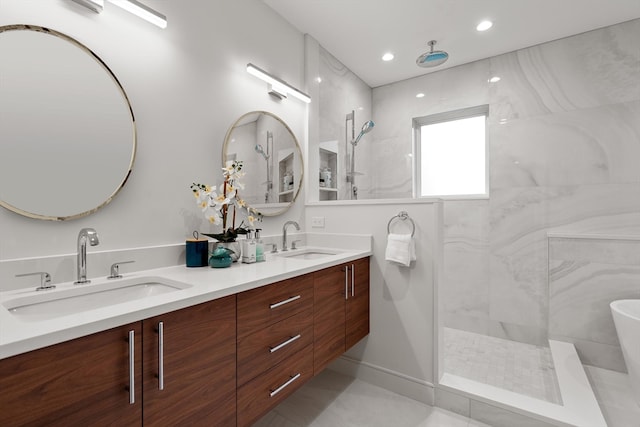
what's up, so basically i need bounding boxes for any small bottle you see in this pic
[255,229,265,262]
[241,230,256,264]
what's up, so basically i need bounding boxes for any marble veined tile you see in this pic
[490,100,640,189]
[548,259,640,346]
[550,237,640,266]
[443,201,491,326]
[490,19,640,121]
[487,183,640,335]
[368,136,413,199]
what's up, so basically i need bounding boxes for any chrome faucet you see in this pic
[281,220,300,252]
[75,228,99,284]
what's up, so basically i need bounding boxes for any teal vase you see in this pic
[209,246,233,268]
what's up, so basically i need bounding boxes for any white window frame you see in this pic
[413,105,489,199]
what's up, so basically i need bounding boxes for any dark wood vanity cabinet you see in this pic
[236,273,315,427]
[0,257,370,427]
[143,295,236,426]
[314,257,370,374]
[0,322,143,426]
[0,297,236,427]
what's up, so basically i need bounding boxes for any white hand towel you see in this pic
[385,233,416,267]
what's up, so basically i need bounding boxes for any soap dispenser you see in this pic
[255,229,265,262]
[241,230,256,264]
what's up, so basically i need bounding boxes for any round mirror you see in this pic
[0,25,136,221]
[223,111,303,217]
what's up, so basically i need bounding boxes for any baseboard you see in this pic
[328,355,435,406]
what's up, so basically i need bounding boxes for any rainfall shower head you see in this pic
[416,40,449,68]
[255,144,269,160]
[352,120,374,145]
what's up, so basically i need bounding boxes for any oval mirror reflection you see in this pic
[223,111,303,217]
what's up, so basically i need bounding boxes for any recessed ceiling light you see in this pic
[488,76,501,83]
[476,20,493,32]
[382,52,395,61]
[315,76,322,83]
[416,93,425,98]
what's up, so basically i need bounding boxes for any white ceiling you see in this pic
[264,0,640,88]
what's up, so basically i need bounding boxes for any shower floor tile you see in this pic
[444,328,562,404]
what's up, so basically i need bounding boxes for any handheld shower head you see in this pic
[352,120,375,145]
[255,144,269,160]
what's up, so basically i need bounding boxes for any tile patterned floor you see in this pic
[253,369,493,427]
[444,328,562,404]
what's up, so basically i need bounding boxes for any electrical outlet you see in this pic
[311,216,325,228]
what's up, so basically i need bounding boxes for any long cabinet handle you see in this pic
[344,266,349,300]
[269,373,301,398]
[351,263,355,297]
[158,321,164,391]
[269,334,301,353]
[270,295,301,310]
[128,330,135,405]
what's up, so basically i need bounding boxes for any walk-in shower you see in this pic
[255,131,273,203]
[345,110,374,200]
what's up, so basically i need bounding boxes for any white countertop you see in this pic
[0,246,371,360]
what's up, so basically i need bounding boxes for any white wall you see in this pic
[0,0,307,262]
[306,201,442,403]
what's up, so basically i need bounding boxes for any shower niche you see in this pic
[318,140,338,201]
[277,148,295,203]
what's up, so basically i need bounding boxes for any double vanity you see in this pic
[0,244,371,426]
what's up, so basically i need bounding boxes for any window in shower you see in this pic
[414,105,488,198]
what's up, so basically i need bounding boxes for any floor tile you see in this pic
[253,370,490,427]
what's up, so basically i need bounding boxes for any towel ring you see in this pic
[387,211,415,237]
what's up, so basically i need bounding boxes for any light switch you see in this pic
[311,216,325,228]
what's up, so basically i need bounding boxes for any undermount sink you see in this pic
[3,276,191,322]
[277,248,340,260]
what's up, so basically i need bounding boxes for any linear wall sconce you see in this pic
[108,0,167,29]
[72,0,167,29]
[246,63,311,104]
[72,0,104,13]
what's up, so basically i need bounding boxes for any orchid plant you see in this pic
[191,160,261,242]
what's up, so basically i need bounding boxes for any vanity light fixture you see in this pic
[107,0,167,28]
[72,0,104,13]
[246,63,311,104]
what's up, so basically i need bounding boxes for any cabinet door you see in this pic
[0,323,142,426]
[143,295,236,426]
[313,263,347,374]
[346,257,370,350]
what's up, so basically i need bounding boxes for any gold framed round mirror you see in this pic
[222,111,303,217]
[0,25,136,221]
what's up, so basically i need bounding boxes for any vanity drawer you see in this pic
[237,273,313,338]
[237,344,313,427]
[237,310,313,387]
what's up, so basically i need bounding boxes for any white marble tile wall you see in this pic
[444,19,639,346]
[317,45,373,201]
[313,19,640,350]
[549,236,640,372]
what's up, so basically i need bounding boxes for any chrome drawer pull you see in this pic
[351,263,355,297]
[270,295,301,309]
[158,321,164,391]
[269,373,301,397]
[269,334,301,353]
[344,266,349,300]
[128,330,135,405]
